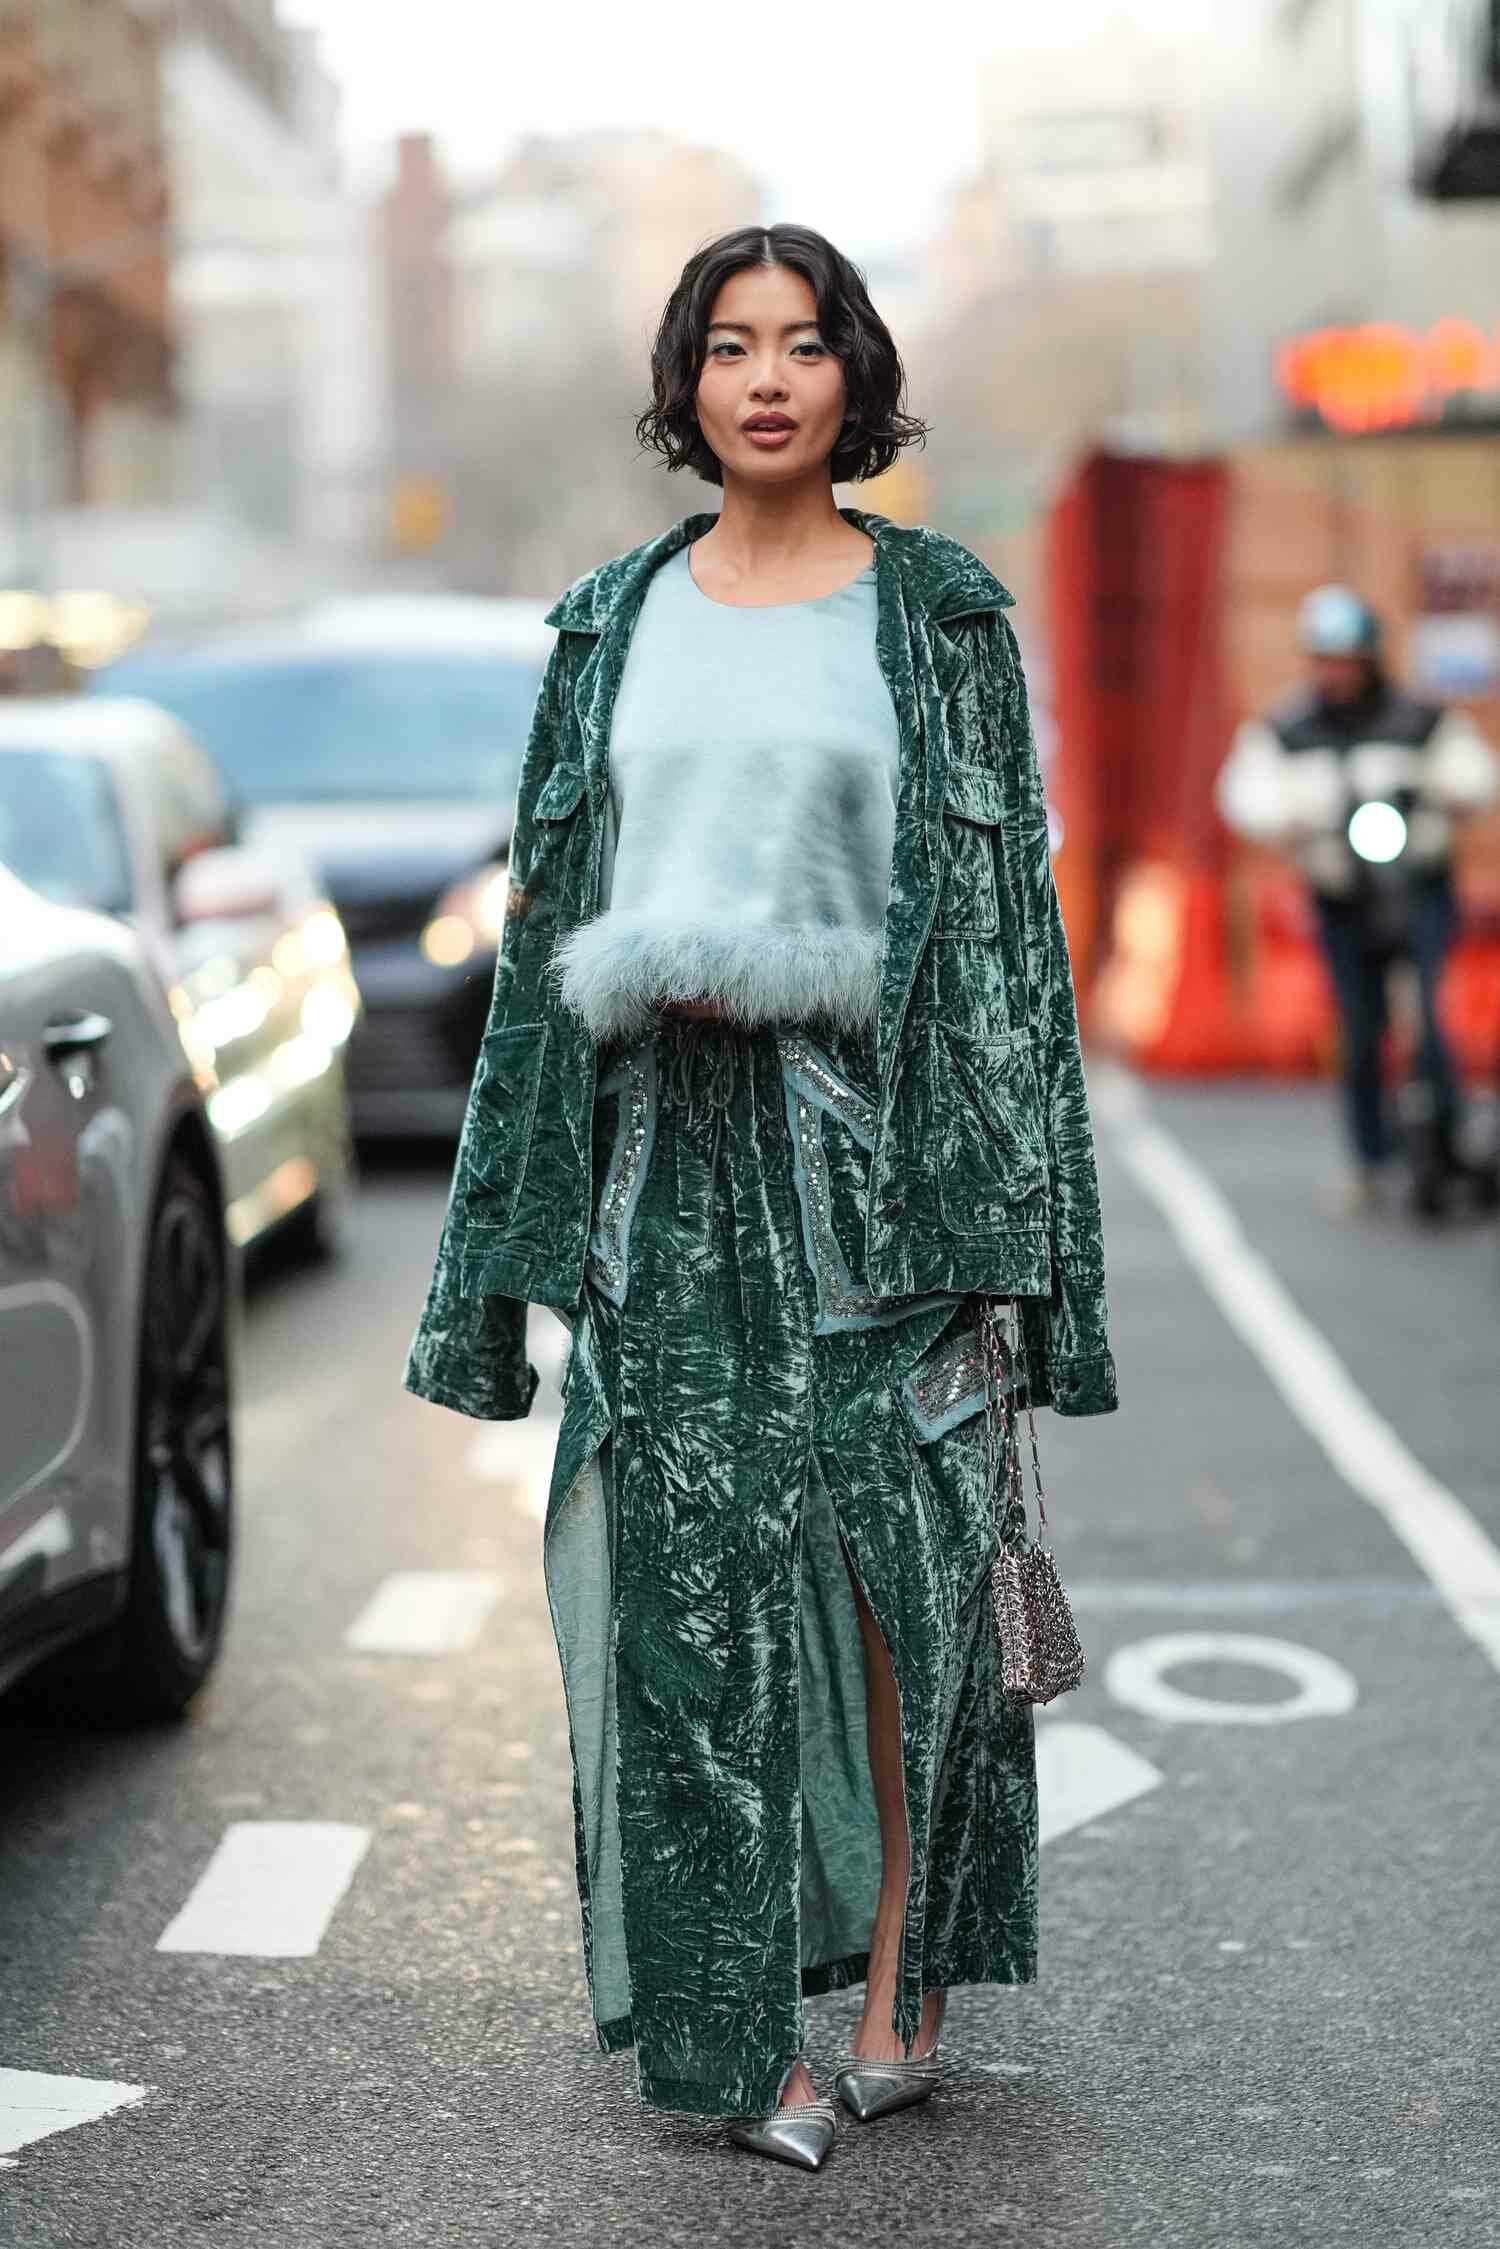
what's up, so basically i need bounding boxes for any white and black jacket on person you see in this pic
[1215,678,1499,902]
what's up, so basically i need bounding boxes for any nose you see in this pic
[747,356,790,402]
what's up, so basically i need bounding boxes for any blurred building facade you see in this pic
[906,13,1211,622]
[380,133,454,487]
[1,1,386,641]
[1204,0,1500,439]
[943,18,1210,295]
[450,128,760,379]
[166,0,384,564]
[382,128,761,596]
[0,0,173,586]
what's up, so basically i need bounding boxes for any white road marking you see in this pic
[466,1418,560,1521]
[1070,1578,1438,1613]
[1035,1721,1163,1845]
[0,2068,149,2160]
[344,1570,503,1655]
[236,1367,363,1459]
[1095,1066,1500,1674]
[1106,1631,1358,1725]
[156,1822,370,1957]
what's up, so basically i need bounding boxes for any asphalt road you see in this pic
[3,1070,1498,2248]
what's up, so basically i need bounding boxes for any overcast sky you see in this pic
[282,0,1199,261]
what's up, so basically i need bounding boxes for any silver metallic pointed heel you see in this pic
[727,2094,838,2171]
[832,2044,944,2122]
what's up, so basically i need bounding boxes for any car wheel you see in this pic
[112,1155,235,1716]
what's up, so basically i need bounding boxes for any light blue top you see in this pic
[550,544,900,1043]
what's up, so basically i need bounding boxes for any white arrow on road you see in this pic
[0,2069,149,2162]
[1036,1720,1163,1844]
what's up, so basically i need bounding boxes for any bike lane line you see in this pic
[1093,1064,1500,1673]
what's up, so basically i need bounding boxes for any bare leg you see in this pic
[776,1549,943,2106]
[847,1567,945,2061]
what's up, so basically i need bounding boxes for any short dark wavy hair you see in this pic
[636,223,928,487]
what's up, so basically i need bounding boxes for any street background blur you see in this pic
[6,0,1500,1086]
[5,6,1500,2245]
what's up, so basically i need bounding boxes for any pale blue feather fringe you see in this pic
[549,917,885,1044]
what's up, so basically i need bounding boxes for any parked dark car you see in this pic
[95,596,554,1137]
[0,868,233,1715]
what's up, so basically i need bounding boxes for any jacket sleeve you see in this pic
[1423,709,1500,817]
[989,614,1119,1417]
[402,631,572,1421]
[1215,716,1304,843]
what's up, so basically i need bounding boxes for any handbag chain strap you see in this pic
[979,1297,1049,1542]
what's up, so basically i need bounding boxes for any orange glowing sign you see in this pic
[1276,319,1500,433]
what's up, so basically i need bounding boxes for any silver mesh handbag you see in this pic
[979,1298,1086,1705]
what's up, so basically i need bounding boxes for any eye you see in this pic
[706,338,744,359]
[791,338,828,358]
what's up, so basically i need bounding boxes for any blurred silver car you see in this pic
[95,596,554,1137]
[0,868,233,1713]
[0,695,360,1254]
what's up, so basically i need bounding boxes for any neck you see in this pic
[705,471,849,572]
[1320,666,1383,716]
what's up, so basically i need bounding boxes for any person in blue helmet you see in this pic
[1215,584,1499,1217]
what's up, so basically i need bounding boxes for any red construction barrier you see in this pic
[1047,451,1255,1068]
[1048,447,1500,1085]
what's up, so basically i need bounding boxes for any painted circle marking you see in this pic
[1104,1632,1358,1725]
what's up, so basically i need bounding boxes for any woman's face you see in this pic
[695,264,848,486]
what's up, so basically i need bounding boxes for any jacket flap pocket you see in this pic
[944,760,1003,827]
[898,1324,987,1443]
[931,1025,1048,1228]
[896,1310,1016,1443]
[462,1020,549,1230]
[535,763,586,822]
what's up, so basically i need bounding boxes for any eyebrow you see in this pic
[704,319,823,335]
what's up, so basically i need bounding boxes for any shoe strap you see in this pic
[833,2045,942,2078]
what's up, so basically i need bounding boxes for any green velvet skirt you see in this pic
[542,1015,1038,2120]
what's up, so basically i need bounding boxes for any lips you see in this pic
[742,415,796,433]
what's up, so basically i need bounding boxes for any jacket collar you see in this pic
[543,506,1014,635]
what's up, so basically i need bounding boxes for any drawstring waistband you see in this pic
[658,1021,742,1236]
[660,1017,741,1124]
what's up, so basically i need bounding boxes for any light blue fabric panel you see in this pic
[553,548,900,1040]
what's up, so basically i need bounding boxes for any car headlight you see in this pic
[300,981,357,1048]
[421,863,509,967]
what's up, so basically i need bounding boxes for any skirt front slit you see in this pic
[541,1015,1038,2120]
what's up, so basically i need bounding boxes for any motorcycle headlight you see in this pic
[1347,801,1407,865]
[421,863,509,967]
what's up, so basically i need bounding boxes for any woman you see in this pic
[405,223,1118,2170]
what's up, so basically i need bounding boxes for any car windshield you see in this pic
[0,750,133,915]
[93,649,543,806]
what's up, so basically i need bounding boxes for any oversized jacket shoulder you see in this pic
[403,506,1120,1425]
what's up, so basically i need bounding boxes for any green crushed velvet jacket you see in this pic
[404,505,1119,1421]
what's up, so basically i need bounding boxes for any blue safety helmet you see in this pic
[1297,584,1382,657]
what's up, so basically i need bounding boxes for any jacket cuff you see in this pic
[1015,1257,1119,1416]
[1046,1350,1119,1417]
[402,1332,538,1422]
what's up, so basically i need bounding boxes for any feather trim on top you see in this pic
[549,916,884,1044]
